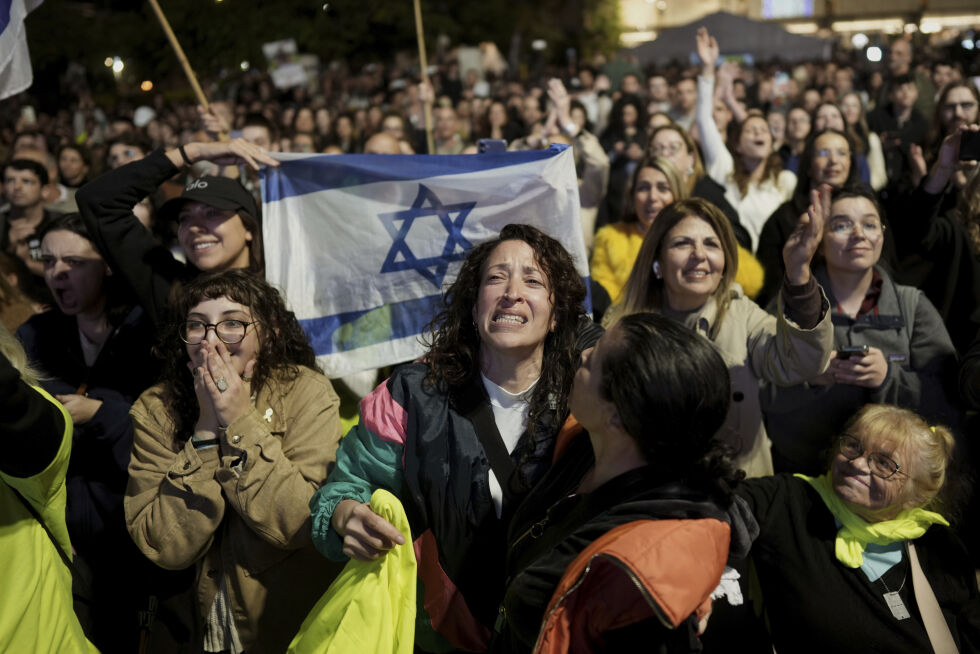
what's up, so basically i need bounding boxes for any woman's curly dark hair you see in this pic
[157,269,319,439]
[422,223,586,427]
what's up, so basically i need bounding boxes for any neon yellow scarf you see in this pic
[795,473,948,568]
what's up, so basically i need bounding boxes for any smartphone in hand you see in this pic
[837,345,869,360]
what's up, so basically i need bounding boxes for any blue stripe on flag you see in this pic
[301,275,593,357]
[300,293,444,356]
[0,2,11,34]
[262,145,568,202]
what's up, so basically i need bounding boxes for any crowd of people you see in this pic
[2,20,980,654]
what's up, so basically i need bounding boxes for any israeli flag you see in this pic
[261,145,589,378]
[0,0,43,101]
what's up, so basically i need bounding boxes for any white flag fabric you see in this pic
[260,145,590,378]
[0,0,43,101]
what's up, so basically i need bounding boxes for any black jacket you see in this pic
[75,150,194,328]
[737,474,980,653]
[493,433,755,653]
[16,306,158,554]
[887,184,980,356]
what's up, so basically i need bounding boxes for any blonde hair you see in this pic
[623,156,686,225]
[646,125,705,195]
[0,322,40,387]
[843,404,955,512]
[607,198,740,339]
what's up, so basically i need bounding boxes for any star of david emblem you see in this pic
[378,184,476,288]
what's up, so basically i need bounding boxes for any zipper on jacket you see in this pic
[531,552,673,653]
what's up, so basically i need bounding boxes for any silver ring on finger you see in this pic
[215,377,229,393]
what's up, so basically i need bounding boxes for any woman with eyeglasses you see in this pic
[762,186,961,475]
[735,404,980,652]
[15,213,177,651]
[124,270,343,653]
[755,129,867,306]
[647,123,754,252]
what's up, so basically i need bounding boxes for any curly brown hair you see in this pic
[422,223,586,427]
[157,270,319,439]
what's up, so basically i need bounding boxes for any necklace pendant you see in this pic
[883,591,911,620]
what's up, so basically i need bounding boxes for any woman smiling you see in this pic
[590,157,682,304]
[756,129,865,305]
[76,139,278,328]
[762,187,961,475]
[606,191,833,477]
[737,404,980,652]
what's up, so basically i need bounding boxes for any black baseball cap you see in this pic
[158,176,259,225]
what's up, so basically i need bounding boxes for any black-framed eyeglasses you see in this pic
[179,319,259,345]
[838,433,906,479]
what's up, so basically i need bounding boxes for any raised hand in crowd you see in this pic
[782,184,829,285]
[173,138,280,171]
[197,104,231,141]
[696,26,720,77]
[922,124,980,192]
[716,60,748,124]
[548,78,577,137]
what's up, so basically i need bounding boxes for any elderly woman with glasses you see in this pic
[762,186,961,475]
[124,270,343,653]
[735,404,980,652]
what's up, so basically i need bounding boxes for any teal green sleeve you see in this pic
[309,420,405,561]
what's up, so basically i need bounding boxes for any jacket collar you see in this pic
[671,283,744,339]
[814,264,906,330]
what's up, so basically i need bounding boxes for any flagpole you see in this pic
[146,0,211,114]
[412,0,435,154]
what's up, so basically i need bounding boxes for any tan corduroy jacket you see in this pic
[686,285,833,478]
[125,367,344,653]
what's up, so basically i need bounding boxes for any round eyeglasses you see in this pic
[179,319,259,345]
[827,218,884,238]
[838,433,906,479]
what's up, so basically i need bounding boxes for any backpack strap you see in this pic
[455,376,521,507]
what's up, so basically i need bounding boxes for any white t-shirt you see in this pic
[481,373,538,518]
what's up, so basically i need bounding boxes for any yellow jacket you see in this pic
[1,385,98,653]
[590,221,765,304]
[288,489,416,654]
[590,223,643,304]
